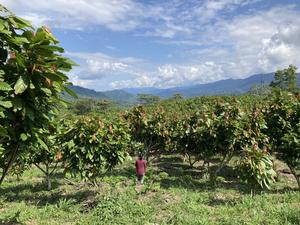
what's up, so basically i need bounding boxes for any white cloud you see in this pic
[166,5,300,79]
[111,75,157,89]
[65,51,154,89]
[66,52,142,80]
[1,0,145,31]
[110,62,225,89]
[258,24,300,71]
[1,0,263,36]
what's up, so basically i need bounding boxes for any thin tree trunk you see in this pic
[34,163,52,191]
[289,167,300,190]
[213,152,233,178]
[187,153,197,167]
[0,143,20,185]
[46,164,51,191]
[296,176,300,190]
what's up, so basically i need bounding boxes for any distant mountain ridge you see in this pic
[123,73,300,97]
[68,85,136,102]
[123,73,275,97]
[68,72,300,101]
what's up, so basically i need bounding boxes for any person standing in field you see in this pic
[135,155,147,184]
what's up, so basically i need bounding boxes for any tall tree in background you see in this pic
[270,65,298,92]
[0,5,76,185]
[137,94,161,105]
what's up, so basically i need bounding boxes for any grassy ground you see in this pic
[0,155,299,225]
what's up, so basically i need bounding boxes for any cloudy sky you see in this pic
[1,0,300,91]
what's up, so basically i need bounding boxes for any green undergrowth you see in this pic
[0,155,299,225]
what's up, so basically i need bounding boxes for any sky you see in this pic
[1,0,300,91]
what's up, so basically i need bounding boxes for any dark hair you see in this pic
[138,154,143,160]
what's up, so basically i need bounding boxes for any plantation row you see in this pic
[118,92,299,189]
[2,91,298,191]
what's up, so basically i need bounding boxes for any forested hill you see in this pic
[68,72,300,100]
[67,85,136,102]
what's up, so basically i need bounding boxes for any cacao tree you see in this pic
[265,91,300,189]
[60,116,131,181]
[124,106,171,161]
[0,5,76,185]
[27,121,63,190]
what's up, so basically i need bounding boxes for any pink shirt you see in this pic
[135,159,147,175]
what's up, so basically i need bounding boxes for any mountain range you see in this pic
[68,72,299,102]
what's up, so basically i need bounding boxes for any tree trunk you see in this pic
[212,153,232,179]
[296,176,300,190]
[187,153,197,167]
[0,144,19,185]
[289,166,300,190]
[47,175,51,191]
[46,164,51,191]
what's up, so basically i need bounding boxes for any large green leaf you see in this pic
[0,100,12,108]
[14,76,28,94]
[39,45,64,53]
[12,16,32,28]
[43,72,66,82]
[0,81,12,91]
[12,36,29,45]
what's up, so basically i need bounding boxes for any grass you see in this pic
[0,155,299,225]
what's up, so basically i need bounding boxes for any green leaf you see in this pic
[20,133,28,141]
[41,87,52,96]
[0,126,8,136]
[32,28,46,44]
[12,36,29,45]
[29,83,35,89]
[0,81,12,91]
[64,86,77,98]
[43,72,66,82]
[12,16,32,28]
[37,137,49,150]
[0,100,12,108]
[0,21,4,31]
[39,45,64,53]
[14,76,28,94]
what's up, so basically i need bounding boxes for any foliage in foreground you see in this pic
[0,4,75,185]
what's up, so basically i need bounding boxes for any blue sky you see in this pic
[1,0,300,91]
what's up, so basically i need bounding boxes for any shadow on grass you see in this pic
[0,173,97,207]
[285,214,300,224]
[105,166,135,179]
[153,155,204,178]
[150,155,256,194]
[268,186,299,194]
[1,184,96,208]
